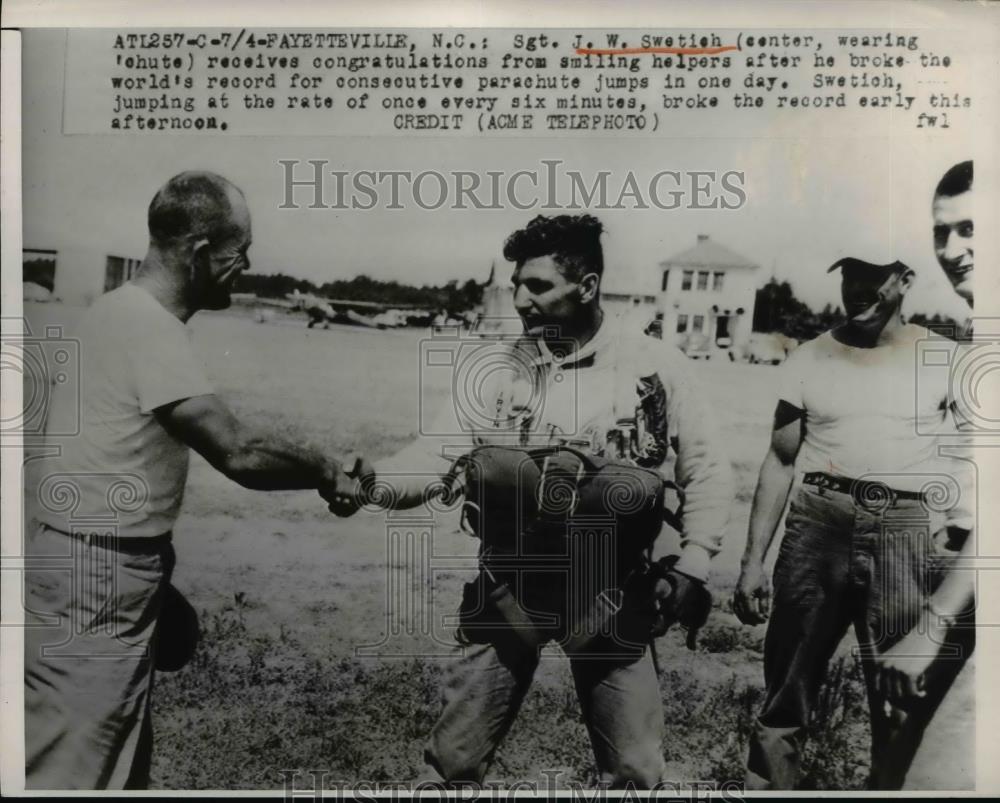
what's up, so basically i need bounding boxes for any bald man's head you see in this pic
[148,171,249,250]
[146,171,253,312]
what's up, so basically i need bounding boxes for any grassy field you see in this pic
[22,302,871,791]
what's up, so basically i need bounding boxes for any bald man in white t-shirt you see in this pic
[24,172,366,790]
[733,257,972,790]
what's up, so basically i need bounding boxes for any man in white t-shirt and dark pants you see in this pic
[733,257,971,790]
[24,171,365,789]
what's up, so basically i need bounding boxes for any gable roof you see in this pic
[660,235,757,271]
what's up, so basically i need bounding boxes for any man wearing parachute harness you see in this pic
[332,215,733,787]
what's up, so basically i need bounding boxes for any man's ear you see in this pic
[188,238,212,278]
[185,238,212,284]
[578,272,600,303]
[191,238,212,263]
[898,269,916,293]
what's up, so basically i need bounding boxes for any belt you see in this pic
[39,522,172,553]
[802,471,926,503]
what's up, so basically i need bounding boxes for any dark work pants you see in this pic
[424,566,666,788]
[423,636,666,788]
[745,485,973,791]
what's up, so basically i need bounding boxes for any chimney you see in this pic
[697,234,708,242]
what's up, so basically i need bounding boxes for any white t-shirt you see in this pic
[777,324,960,495]
[36,283,213,537]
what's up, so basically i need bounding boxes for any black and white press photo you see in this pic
[1,0,998,796]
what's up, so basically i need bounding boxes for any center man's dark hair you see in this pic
[935,160,972,199]
[502,214,605,281]
[148,171,243,249]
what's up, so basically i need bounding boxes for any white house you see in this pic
[657,234,760,358]
[602,234,760,358]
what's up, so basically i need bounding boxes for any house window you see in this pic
[681,270,693,291]
[661,270,670,292]
[23,248,57,292]
[696,271,709,291]
[713,271,724,291]
[693,315,705,333]
[676,314,688,333]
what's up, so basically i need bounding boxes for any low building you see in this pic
[23,246,142,306]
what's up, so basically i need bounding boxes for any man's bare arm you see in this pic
[744,402,803,562]
[874,528,975,703]
[155,394,350,495]
[367,452,457,511]
[927,531,976,620]
[733,401,804,624]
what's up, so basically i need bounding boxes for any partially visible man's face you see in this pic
[932,190,973,306]
[840,266,910,333]
[196,192,252,311]
[511,255,589,339]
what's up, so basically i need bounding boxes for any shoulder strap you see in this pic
[610,320,641,426]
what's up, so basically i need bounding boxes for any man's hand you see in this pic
[320,456,376,517]
[653,564,712,649]
[733,557,772,625]
[873,627,939,708]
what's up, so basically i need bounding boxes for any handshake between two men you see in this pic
[321,447,712,655]
[322,455,378,517]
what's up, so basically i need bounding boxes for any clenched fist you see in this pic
[733,557,772,625]
[641,556,712,649]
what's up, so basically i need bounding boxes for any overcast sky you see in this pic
[21,28,973,319]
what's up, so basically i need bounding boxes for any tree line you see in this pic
[232,272,960,341]
[753,278,962,341]
[233,272,484,314]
